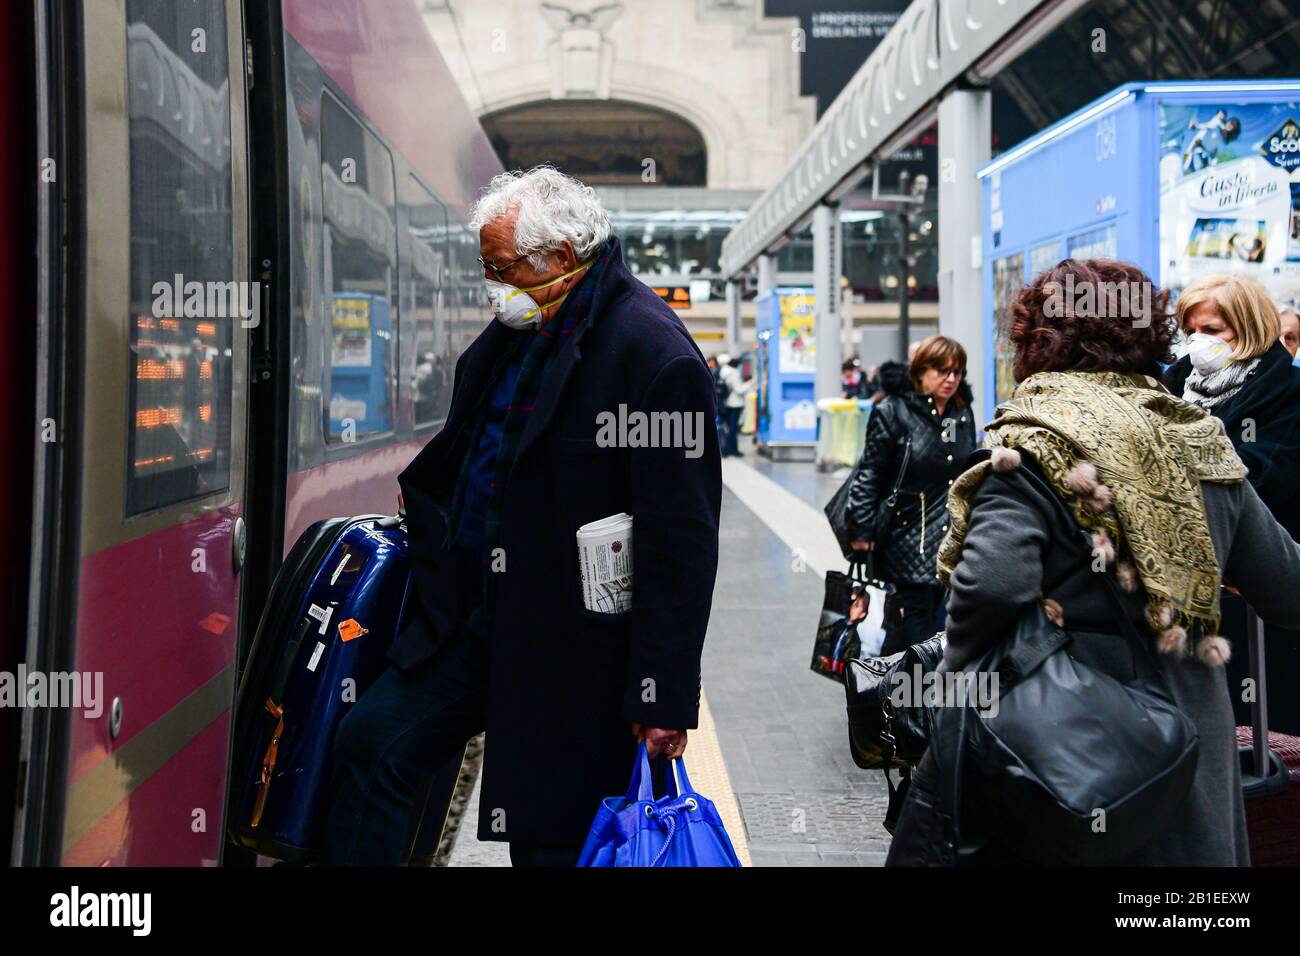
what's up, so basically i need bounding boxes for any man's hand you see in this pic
[631,723,688,759]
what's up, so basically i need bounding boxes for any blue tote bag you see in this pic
[577,743,742,867]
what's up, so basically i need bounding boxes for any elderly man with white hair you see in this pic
[319,167,722,866]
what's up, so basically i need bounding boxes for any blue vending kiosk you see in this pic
[329,291,394,436]
[754,287,819,460]
[979,79,1300,417]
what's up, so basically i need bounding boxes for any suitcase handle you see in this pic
[1240,599,1290,799]
[1246,604,1269,778]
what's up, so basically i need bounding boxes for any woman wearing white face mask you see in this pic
[1165,276,1300,534]
[1165,273,1300,736]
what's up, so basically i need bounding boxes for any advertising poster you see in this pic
[1159,101,1300,308]
[331,295,373,367]
[992,252,1024,406]
[779,291,816,373]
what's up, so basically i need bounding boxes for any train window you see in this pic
[406,178,451,426]
[320,92,398,445]
[450,224,489,351]
[124,0,234,516]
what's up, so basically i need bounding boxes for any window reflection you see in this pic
[125,0,233,515]
[321,93,398,443]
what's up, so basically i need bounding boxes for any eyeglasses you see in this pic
[478,253,528,281]
[933,366,964,381]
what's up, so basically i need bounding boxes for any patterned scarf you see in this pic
[447,239,615,571]
[937,371,1246,637]
[1183,356,1260,410]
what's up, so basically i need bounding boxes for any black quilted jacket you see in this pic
[846,362,977,585]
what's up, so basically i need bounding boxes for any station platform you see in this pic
[448,446,893,866]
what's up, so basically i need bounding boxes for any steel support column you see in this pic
[812,203,843,468]
[724,278,741,356]
[938,88,992,427]
[757,253,776,298]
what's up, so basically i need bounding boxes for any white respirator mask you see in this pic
[484,260,591,330]
[1185,331,1234,375]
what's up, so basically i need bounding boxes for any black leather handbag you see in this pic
[844,629,946,834]
[824,438,911,564]
[844,632,945,771]
[929,453,1200,866]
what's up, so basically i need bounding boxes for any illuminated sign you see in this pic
[651,286,692,309]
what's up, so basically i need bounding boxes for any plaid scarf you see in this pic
[447,239,615,572]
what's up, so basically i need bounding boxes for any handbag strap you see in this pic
[884,438,912,506]
[1007,452,1162,663]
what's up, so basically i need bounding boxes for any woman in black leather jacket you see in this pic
[847,336,976,653]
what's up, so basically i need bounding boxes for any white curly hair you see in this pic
[469,166,612,269]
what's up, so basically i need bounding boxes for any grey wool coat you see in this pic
[889,458,1300,866]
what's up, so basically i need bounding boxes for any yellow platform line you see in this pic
[687,689,751,866]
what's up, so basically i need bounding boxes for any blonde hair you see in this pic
[1176,274,1281,362]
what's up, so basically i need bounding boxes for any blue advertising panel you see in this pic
[328,292,393,436]
[755,287,818,448]
[979,80,1300,418]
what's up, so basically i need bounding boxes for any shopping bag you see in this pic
[809,561,873,682]
[576,743,742,867]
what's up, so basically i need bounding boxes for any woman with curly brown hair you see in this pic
[885,259,1300,866]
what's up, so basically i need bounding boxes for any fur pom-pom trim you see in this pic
[1158,626,1188,656]
[990,447,1021,472]
[1085,483,1114,513]
[1091,530,1115,566]
[1065,461,1100,494]
[1041,597,1065,627]
[1197,635,1231,667]
[1116,561,1139,593]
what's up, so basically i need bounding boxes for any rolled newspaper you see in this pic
[577,513,634,614]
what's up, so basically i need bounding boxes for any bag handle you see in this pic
[627,742,695,803]
[883,437,912,508]
[971,448,1152,650]
[670,755,694,797]
[625,742,655,803]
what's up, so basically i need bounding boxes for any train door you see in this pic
[15,0,251,866]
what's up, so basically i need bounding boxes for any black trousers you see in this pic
[720,406,743,457]
[881,582,948,656]
[318,604,583,867]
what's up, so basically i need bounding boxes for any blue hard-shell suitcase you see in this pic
[227,513,463,863]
